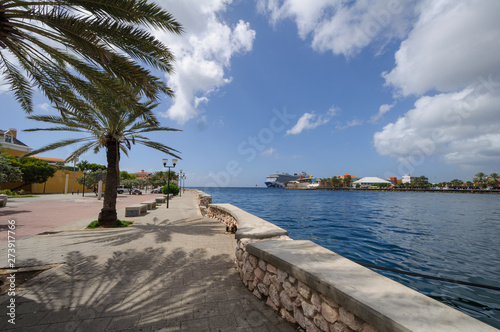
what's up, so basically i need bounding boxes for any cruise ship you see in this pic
[265,171,307,188]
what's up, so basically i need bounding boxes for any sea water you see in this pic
[197,187,500,328]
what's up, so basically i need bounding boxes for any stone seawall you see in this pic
[191,190,212,214]
[206,201,498,332]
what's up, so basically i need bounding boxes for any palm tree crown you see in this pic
[0,0,182,113]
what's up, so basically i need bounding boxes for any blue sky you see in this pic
[2,0,500,187]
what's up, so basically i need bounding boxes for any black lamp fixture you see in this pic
[162,158,177,208]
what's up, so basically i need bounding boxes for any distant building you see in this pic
[389,176,398,184]
[0,128,32,157]
[0,128,93,194]
[402,174,412,184]
[353,177,392,188]
[32,156,66,166]
[337,174,358,186]
[131,170,152,179]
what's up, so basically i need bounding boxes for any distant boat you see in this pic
[265,171,307,188]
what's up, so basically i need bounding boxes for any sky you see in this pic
[2,0,500,187]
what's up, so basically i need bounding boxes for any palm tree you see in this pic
[24,100,181,227]
[488,173,499,188]
[0,0,182,113]
[343,175,352,188]
[473,172,486,187]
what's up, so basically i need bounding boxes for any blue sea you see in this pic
[197,187,500,329]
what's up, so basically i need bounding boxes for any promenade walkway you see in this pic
[0,192,296,331]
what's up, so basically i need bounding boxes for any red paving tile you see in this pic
[0,193,162,242]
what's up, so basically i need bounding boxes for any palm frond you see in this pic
[24,137,92,157]
[134,140,181,159]
[0,56,33,112]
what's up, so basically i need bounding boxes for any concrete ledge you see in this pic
[155,197,165,204]
[246,239,497,332]
[125,204,147,217]
[208,203,288,240]
[141,200,157,210]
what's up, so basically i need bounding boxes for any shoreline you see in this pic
[288,187,500,194]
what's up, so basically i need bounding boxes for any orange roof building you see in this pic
[32,156,66,165]
[131,170,151,179]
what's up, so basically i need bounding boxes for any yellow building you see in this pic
[1,128,32,157]
[1,128,94,194]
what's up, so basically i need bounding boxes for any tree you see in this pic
[488,173,499,188]
[450,179,463,188]
[25,99,181,227]
[343,175,352,188]
[473,172,486,187]
[162,183,179,196]
[331,177,341,189]
[0,0,183,113]
[8,157,57,190]
[76,160,90,173]
[120,171,137,180]
[77,169,106,193]
[0,155,22,186]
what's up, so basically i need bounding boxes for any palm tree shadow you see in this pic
[1,247,243,331]
[60,217,226,248]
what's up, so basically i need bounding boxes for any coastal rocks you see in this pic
[237,250,379,332]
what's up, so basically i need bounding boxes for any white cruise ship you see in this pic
[265,171,307,188]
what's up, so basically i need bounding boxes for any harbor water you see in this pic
[198,187,500,329]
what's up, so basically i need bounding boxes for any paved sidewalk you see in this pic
[0,192,297,331]
[0,192,164,241]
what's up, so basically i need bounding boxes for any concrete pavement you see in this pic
[0,191,297,331]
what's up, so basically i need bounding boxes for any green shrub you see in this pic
[162,183,179,196]
[86,219,133,229]
[86,220,100,229]
[114,219,133,227]
[1,189,13,196]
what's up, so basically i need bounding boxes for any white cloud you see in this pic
[261,147,276,156]
[38,103,50,112]
[155,1,256,124]
[374,84,500,166]
[370,103,395,123]
[383,0,500,96]
[286,107,337,135]
[375,0,500,169]
[336,119,363,130]
[257,0,415,57]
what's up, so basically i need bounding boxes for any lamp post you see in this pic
[72,157,78,195]
[162,158,177,208]
[179,170,183,197]
[182,173,186,193]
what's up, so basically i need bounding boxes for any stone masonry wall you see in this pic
[207,204,379,332]
[206,206,237,231]
[236,240,379,332]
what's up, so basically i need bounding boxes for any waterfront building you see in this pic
[353,177,392,188]
[402,174,412,184]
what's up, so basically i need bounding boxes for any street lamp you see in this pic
[162,158,177,208]
[182,173,186,193]
[179,170,183,197]
[72,157,78,195]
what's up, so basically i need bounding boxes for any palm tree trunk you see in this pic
[98,139,119,227]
